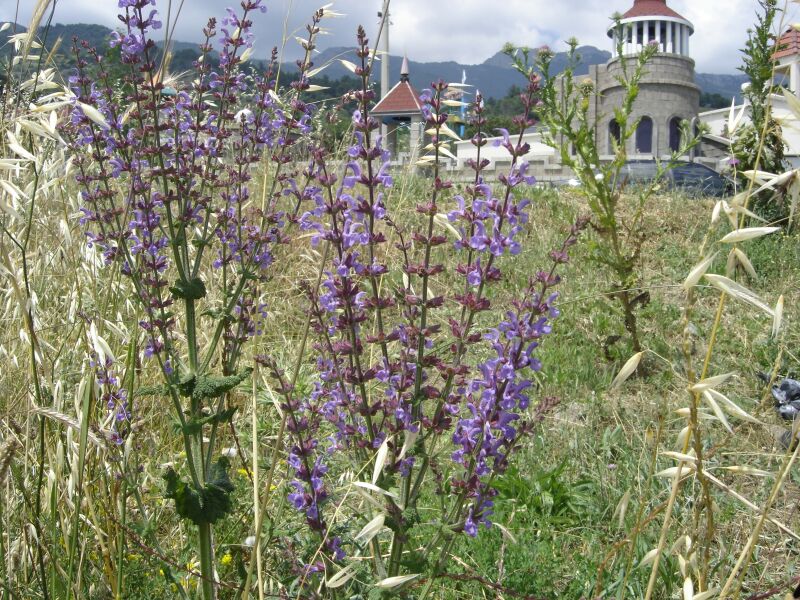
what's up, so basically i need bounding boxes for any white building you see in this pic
[697,26,800,168]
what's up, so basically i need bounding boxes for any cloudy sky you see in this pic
[3,0,798,74]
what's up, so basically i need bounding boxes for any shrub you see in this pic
[59,1,587,597]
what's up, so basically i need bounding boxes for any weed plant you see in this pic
[521,37,700,355]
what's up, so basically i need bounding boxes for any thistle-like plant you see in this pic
[520,36,701,354]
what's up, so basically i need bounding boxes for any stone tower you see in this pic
[586,0,700,158]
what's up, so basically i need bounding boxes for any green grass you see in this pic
[401,188,800,599]
[2,161,799,599]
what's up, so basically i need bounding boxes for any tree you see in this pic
[734,0,785,175]
[699,92,731,109]
[734,0,788,222]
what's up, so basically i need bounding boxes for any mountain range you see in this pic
[2,23,748,102]
[305,46,747,102]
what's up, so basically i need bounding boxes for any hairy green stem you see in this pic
[115,480,127,600]
[198,522,215,600]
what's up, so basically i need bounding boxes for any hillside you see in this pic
[1,22,748,101]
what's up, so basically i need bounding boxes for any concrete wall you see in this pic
[453,132,556,169]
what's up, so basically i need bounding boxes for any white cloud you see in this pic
[1,0,790,74]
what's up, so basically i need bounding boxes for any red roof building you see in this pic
[773,28,800,97]
[622,0,688,21]
[373,56,423,117]
[607,0,693,57]
[372,81,423,116]
[774,28,800,61]
[375,56,425,167]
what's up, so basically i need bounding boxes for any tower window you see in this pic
[609,120,621,153]
[668,117,682,152]
[636,116,653,154]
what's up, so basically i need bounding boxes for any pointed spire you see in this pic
[400,55,410,82]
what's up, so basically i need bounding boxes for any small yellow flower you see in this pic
[221,553,233,566]
[237,468,250,477]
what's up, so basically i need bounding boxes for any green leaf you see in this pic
[182,407,238,435]
[135,369,253,403]
[191,368,253,402]
[170,277,207,301]
[164,470,200,522]
[164,457,235,525]
[201,308,230,321]
[135,384,168,397]
[178,372,197,398]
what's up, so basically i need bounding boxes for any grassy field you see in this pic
[2,158,799,599]
[460,188,800,598]
[5,0,800,596]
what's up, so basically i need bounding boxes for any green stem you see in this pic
[115,480,127,600]
[199,277,249,374]
[10,158,52,600]
[186,299,199,374]
[198,522,215,600]
[184,296,216,600]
